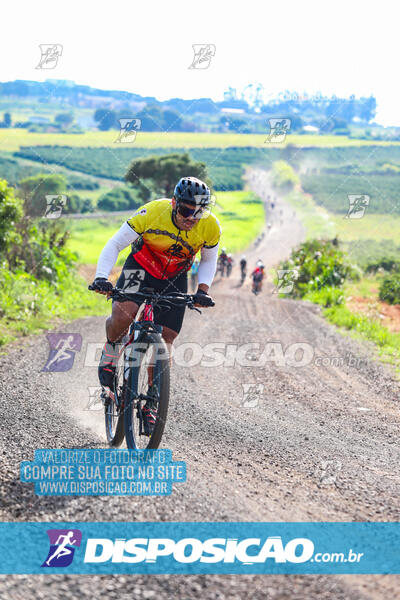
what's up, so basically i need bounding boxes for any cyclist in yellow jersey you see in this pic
[124,197,220,279]
[90,177,221,413]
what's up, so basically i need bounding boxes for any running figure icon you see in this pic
[42,528,82,568]
[45,532,77,566]
[41,333,82,373]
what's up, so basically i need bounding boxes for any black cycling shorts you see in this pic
[114,254,188,334]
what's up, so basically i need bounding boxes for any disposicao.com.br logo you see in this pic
[34,525,366,574]
[84,536,316,564]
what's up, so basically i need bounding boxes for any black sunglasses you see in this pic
[177,203,205,219]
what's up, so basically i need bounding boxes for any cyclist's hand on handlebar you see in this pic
[193,288,214,308]
[89,278,113,296]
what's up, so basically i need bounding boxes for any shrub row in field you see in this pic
[15,146,281,190]
[289,145,400,169]
[0,156,47,184]
[301,172,400,214]
[0,156,99,190]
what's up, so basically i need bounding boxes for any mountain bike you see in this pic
[89,286,210,449]
[240,268,246,285]
[252,278,262,295]
[217,259,225,277]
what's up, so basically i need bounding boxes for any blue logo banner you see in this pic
[0,522,399,574]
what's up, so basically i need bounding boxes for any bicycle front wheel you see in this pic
[104,344,125,447]
[124,332,170,450]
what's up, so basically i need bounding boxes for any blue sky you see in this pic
[1,0,398,125]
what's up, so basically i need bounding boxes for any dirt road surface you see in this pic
[1,170,399,599]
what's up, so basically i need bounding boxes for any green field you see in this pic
[331,213,400,242]
[301,172,400,215]
[285,185,400,271]
[288,192,400,246]
[66,190,265,264]
[77,187,113,205]
[66,213,133,265]
[3,128,400,152]
[291,145,400,168]
[215,190,265,252]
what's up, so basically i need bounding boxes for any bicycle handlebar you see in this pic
[88,285,215,308]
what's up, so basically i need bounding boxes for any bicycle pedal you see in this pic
[101,388,114,405]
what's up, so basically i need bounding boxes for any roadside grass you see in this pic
[3,128,400,152]
[308,293,400,375]
[343,275,381,298]
[330,213,400,243]
[283,185,400,373]
[0,271,108,348]
[66,190,265,264]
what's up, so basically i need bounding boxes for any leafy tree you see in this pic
[81,198,95,213]
[271,160,299,191]
[163,109,182,131]
[289,114,303,131]
[219,116,248,132]
[224,87,237,101]
[137,105,165,131]
[325,97,341,119]
[97,187,142,212]
[94,108,117,131]
[278,239,359,299]
[359,96,377,123]
[0,179,23,255]
[341,95,356,123]
[55,112,74,127]
[125,153,209,198]
[379,274,400,305]
[0,177,74,278]
[61,193,93,214]
[19,174,67,217]
[3,113,11,127]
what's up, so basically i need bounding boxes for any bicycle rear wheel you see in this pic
[124,332,170,450]
[104,344,125,447]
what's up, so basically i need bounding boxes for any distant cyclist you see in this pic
[251,260,265,295]
[217,247,228,276]
[240,256,247,284]
[226,253,234,277]
[190,258,200,292]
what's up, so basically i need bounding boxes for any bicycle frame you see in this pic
[88,283,210,447]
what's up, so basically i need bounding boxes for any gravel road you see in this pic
[1,171,399,599]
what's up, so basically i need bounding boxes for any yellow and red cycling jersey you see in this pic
[127,199,221,279]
